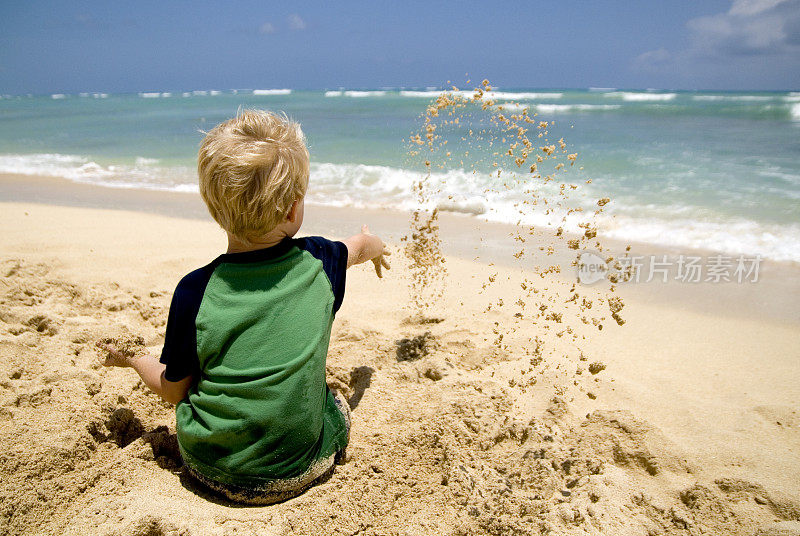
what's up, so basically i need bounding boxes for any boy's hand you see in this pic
[361,225,391,278]
[95,341,133,368]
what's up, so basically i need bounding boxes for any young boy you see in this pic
[97,109,390,504]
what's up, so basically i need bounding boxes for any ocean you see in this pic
[0,88,798,262]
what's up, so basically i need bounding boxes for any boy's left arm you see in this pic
[96,342,192,405]
[343,225,391,277]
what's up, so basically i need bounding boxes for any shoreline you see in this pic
[2,172,799,325]
[3,170,800,265]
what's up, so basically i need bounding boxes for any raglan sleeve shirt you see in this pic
[159,264,216,382]
[158,236,347,383]
[298,236,348,313]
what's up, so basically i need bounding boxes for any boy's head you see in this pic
[198,109,309,244]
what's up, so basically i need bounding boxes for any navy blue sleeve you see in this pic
[159,263,216,382]
[299,236,348,313]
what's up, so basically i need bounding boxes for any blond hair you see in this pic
[198,109,309,243]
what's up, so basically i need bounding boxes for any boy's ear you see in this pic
[286,200,300,223]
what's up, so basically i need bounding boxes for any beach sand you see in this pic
[1,174,799,535]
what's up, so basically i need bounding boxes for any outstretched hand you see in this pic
[95,341,132,368]
[361,225,391,278]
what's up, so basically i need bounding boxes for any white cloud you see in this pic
[633,47,673,72]
[686,0,800,56]
[259,22,275,35]
[288,14,306,31]
[634,0,800,83]
[729,0,787,16]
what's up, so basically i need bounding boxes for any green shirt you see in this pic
[159,236,349,487]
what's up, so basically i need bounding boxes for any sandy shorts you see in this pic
[185,389,351,506]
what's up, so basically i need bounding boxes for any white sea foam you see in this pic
[791,103,800,120]
[605,92,677,101]
[532,104,621,113]
[694,95,773,102]
[306,163,521,219]
[599,214,800,263]
[497,103,620,114]
[209,90,221,96]
[487,91,563,100]
[4,153,799,262]
[435,197,488,215]
[343,90,386,97]
[730,95,772,101]
[307,162,419,209]
[51,94,66,100]
[400,89,476,99]
[477,198,800,263]
[0,153,194,192]
[324,90,343,97]
[0,153,86,175]
[757,168,800,188]
[399,90,443,98]
[192,90,208,96]
[495,102,622,114]
[493,103,529,112]
[400,90,563,100]
[308,162,800,261]
[253,89,292,95]
[139,92,161,98]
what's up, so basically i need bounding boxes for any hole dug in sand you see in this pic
[87,407,182,470]
[396,331,438,362]
[24,314,58,336]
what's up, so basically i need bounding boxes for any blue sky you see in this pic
[1,0,798,93]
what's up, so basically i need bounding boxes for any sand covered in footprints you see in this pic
[0,200,798,536]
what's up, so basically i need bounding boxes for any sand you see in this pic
[1,177,800,535]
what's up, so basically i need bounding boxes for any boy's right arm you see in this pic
[342,225,391,278]
[96,341,193,405]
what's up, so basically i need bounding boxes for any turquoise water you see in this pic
[0,88,798,261]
